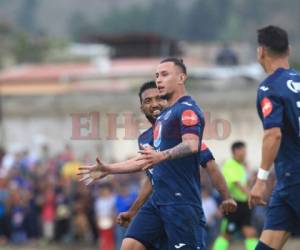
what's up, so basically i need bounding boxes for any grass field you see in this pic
[2,238,300,250]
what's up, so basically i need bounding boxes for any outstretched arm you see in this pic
[77,155,148,185]
[116,177,152,227]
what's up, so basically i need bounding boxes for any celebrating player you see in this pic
[249,26,300,250]
[78,58,236,249]
[116,81,236,249]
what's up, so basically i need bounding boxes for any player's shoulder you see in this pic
[176,95,202,114]
[138,127,153,144]
[259,68,299,92]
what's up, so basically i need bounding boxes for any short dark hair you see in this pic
[160,57,187,75]
[231,141,245,153]
[257,25,289,55]
[139,81,157,104]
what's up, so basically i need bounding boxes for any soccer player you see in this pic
[213,141,257,250]
[116,81,236,249]
[78,58,234,249]
[249,25,300,250]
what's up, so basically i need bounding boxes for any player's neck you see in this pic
[167,87,186,107]
[265,58,289,75]
[167,91,186,107]
[233,157,243,164]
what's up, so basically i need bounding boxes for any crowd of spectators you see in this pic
[0,144,285,250]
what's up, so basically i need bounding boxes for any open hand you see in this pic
[138,145,166,171]
[77,157,110,185]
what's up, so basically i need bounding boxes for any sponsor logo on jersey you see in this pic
[174,243,186,249]
[260,86,269,91]
[153,121,162,147]
[261,97,273,118]
[181,110,199,126]
[287,80,300,93]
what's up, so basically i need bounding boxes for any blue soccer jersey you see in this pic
[257,68,300,191]
[150,95,205,206]
[138,127,214,184]
[138,127,155,183]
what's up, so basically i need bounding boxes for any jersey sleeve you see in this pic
[199,143,215,168]
[179,105,203,137]
[257,87,284,129]
[138,134,152,180]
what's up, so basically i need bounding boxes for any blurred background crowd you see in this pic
[0,142,289,250]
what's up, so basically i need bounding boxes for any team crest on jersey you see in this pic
[181,110,199,126]
[163,110,172,120]
[287,80,300,93]
[153,121,162,147]
[261,97,273,118]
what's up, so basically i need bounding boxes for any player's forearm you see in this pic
[108,156,145,174]
[260,128,282,171]
[205,160,231,200]
[128,178,152,215]
[161,139,199,161]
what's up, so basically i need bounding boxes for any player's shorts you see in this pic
[220,201,252,234]
[264,186,300,233]
[125,198,207,250]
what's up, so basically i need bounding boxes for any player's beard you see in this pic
[145,114,156,125]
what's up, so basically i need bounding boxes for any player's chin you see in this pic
[152,109,161,117]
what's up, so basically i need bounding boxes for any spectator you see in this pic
[114,183,137,249]
[0,175,9,245]
[41,187,56,242]
[95,184,116,250]
[216,44,239,66]
[202,187,220,246]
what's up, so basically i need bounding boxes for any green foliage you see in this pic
[13,33,50,63]
[0,24,65,65]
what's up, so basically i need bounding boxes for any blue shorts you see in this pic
[264,186,300,233]
[125,198,207,250]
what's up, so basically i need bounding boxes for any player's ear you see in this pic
[178,73,187,85]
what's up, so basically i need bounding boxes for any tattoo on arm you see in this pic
[162,142,194,160]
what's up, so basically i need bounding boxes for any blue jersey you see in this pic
[150,95,205,206]
[138,127,155,183]
[257,68,300,191]
[138,127,214,183]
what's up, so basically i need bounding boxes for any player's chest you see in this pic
[153,110,181,148]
